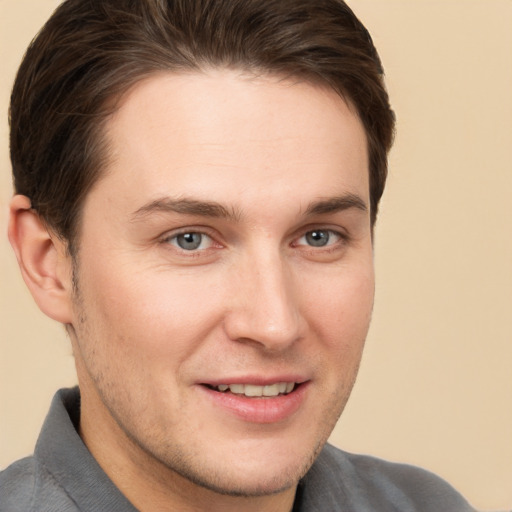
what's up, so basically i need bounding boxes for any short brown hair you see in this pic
[10,0,395,252]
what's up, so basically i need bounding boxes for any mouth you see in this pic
[204,382,298,398]
[200,380,308,423]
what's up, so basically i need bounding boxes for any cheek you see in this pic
[306,265,375,337]
[78,261,225,363]
[302,263,374,386]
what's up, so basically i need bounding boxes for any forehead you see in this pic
[89,70,369,219]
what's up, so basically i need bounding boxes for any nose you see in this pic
[223,249,305,351]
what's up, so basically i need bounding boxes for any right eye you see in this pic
[166,232,214,251]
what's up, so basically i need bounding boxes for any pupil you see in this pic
[306,230,329,247]
[177,233,202,250]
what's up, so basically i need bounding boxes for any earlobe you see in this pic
[8,195,74,324]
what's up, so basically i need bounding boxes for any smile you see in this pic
[199,380,309,423]
[209,382,296,397]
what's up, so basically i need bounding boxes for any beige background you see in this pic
[1,0,511,510]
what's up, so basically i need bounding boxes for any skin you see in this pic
[10,70,374,512]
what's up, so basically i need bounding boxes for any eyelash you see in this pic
[159,227,349,255]
[161,229,219,254]
[293,229,347,249]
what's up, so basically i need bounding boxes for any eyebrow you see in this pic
[131,197,241,222]
[130,193,368,223]
[304,193,368,216]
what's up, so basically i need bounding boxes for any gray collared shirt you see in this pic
[0,388,476,511]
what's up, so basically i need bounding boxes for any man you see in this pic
[0,0,476,510]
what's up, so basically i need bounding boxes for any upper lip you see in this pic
[200,375,309,386]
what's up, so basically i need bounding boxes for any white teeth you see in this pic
[229,384,244,394]
[244,384,263,397]
[213,382,296,397]
[263,384,280,396]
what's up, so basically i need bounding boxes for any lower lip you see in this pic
[199,383,309,424]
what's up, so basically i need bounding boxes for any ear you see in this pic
[8,195,74,324]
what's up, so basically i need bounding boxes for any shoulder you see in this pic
[0,457,36,511]
[298,443,476,511]
[0,456,78,512]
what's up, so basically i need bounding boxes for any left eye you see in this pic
[297,229,342,247]
[168,232,213,251]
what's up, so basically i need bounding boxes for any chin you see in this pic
[174,462,304,498]
[159,434,326,498]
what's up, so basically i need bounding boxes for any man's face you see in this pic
[69,70,374,497]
